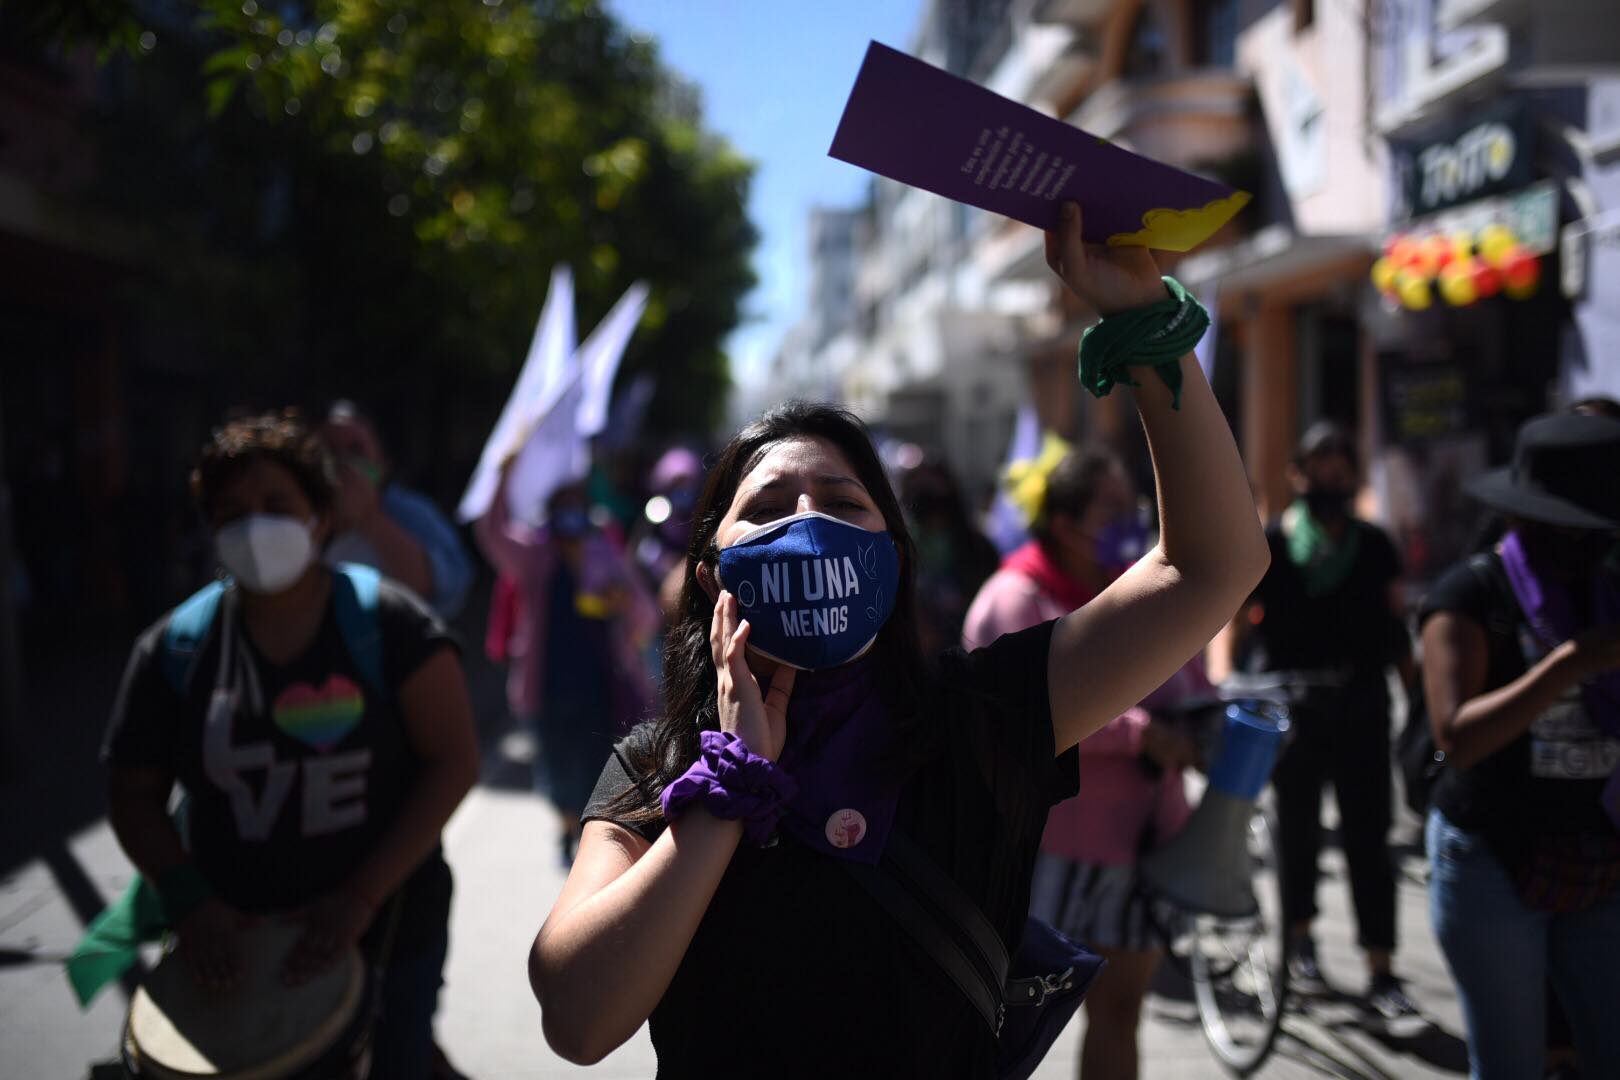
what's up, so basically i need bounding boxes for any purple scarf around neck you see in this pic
[774,657,903,865]
[1499,530,1620,737]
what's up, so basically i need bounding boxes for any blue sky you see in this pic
[610,0,925,386]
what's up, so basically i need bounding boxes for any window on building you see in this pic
[1293,0,1315,32]
[1121,4,1170,80]
[1189,0,1239,69]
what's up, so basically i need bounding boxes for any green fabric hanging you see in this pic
[1076,276,1210,411]
[1282,501,1362,598]
[64,801,205,1007]
[64,875,168,1007]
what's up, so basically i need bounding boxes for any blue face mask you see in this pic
[717,511,901,671]
[550,506,590,539]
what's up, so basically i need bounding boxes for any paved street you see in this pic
[0,635,1469,1080]
[3,759,1469,1080]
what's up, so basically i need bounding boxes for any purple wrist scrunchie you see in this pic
[661,730,798,845]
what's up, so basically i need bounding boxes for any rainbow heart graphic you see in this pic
[273,675,365,752]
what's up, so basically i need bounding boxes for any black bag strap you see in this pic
[842,829,1037,1036]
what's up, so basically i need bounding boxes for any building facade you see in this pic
[777,0,1620,577]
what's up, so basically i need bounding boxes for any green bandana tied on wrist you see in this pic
[1077,276,1209,410]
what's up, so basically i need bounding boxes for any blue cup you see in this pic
[1204,703,1288,802]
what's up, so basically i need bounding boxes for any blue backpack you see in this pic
[159,563,386,700]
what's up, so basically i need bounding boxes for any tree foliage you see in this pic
[44,0,757,470]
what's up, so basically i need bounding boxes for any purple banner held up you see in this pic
[829,42,1250,252]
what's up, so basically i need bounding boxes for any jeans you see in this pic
[1426,808,1620,1080]
[1271,683,1397,950]
[368,925,449,1080]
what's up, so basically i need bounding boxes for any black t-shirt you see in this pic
[1249,519,1404,674]
[581,621,1075,1079]
[103,575,458,949]
[1420,554,1620,842]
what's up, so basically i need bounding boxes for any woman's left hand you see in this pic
[282,888,376,984]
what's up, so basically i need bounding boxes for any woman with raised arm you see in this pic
[527,203,1269,1076]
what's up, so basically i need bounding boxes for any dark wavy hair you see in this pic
[605,401,930,824]
[191,410,339,521]
[1033,445,1121,541]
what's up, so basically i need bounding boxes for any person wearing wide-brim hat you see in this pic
[1419,411,1620,1079]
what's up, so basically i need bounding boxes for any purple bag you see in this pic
[999,916,1105,1079]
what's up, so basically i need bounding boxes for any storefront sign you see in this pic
[1395,102,1533,220]
[1561,208,1620,302]
[1409,180,1560,257]
[1382,360,1470,443]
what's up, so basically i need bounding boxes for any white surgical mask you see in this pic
[214,514,317,594]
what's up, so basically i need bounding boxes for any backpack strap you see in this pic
[160,580,228,696]
[332,562,386,700]
[162,566,385,699]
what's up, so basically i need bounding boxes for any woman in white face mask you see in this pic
[102,411,480,1080]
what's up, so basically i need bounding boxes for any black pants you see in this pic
[1272,682,1397,952]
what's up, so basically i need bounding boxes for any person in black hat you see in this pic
[1419,412,1620,1079]
[1233,420,1420,1029]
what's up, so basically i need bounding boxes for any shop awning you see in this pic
[1174,225,1378,293]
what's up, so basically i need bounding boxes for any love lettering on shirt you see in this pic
[203,675,371,841]
[749,555,862,638]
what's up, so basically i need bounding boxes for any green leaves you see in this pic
[49,0,757,451]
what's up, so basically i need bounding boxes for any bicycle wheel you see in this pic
[1189,803,1288,1076]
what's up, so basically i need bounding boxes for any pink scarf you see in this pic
[1002,540,1096,612]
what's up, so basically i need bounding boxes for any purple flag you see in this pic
[986,403,1040,555]
[1194,283,1220,382]
[829,42,1249,252]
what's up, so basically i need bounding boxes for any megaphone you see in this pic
[1138,704,1287,918]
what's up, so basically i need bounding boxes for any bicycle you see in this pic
[1134,678,1321,1076]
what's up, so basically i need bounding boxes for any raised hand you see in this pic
[711,590,794,761]
[1044,202,1169,317]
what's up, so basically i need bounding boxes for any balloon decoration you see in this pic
[1372,223,1545,310]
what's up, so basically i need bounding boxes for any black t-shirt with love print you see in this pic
[103,577,457,945]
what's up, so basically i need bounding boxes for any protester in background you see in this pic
[321,401,474,619]
[1232,421,1419,1029]
[526,204,1271,1074]
[1548,395,1617,1080]
[634,446,706,622]
[103,412,479,1080]
[475,471,657,865]
[903,459,999,656]
[1420,413,1620,1080]
[965,444,1200,1080]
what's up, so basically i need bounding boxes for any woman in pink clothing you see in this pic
[476,472,659,864]
[964,445,1205,1080]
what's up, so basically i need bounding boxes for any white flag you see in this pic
[503,280,649,522]
[575,282,650,438]
[505,378,588,526]
[457,265,576,522]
